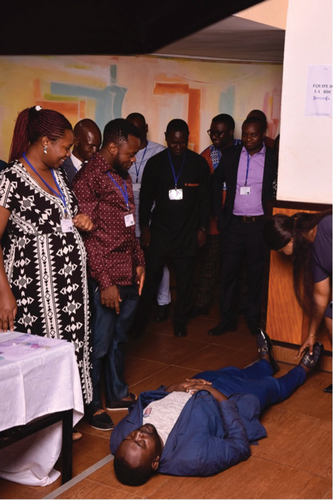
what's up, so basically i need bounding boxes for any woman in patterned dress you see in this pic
[0,106,93,410]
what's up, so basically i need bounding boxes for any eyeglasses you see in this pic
[207,129,231,137]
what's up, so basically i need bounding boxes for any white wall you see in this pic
[277,0,332,204]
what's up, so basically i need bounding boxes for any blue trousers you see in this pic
[88,278,139,412]
[195,359,307,412]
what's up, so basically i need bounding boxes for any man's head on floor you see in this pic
[113,423,164,486]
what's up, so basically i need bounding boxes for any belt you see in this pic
[232,215,265,223]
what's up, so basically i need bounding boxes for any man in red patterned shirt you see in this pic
[73,119,145,431]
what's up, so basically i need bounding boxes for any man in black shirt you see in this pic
[134,119,210,338]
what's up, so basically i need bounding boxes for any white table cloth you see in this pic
[0,332,84,486]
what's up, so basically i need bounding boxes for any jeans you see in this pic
[88,278,139,412]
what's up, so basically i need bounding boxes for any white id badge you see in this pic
[61,217,74,233]
[124,213,135,227]
[132,183,140,192]
[169,188,183,200]
[240,186,251,195]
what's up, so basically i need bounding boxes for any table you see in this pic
[0,332,84,486]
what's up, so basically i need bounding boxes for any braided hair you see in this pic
[264,209,332,318]
[9,106,72,162]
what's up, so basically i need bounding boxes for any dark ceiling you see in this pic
[1,0,265,55]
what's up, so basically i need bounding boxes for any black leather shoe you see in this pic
[174,325,187,337]
[208,322,237,336]
[256,329,279,373]
[154,305,169,322]
[300,342,323,370]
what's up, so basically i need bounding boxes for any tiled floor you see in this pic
[0,291,332,499]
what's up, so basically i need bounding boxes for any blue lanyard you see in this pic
[134,143,148,183]
[23,153,68,214]
[167,150,186,188]
[210,145,222,170]
[245,151,251,186]
[106,171,129,210]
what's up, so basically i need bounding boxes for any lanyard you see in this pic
[134,143,148,183]
[210,145,222,170]
[106,171,129,211]
[167,150,186,189]
[23,153,68,214]
[245,151,251,186]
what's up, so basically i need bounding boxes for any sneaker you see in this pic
[90,409,114,431]
[106,393,137,411]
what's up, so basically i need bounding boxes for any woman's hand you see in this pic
[73,213,94,232]
[0,287,17,332]
[296,333,316,358]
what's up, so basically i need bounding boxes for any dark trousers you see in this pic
[195,233,222,310]
[136,250,196,328]
[88,278,139,412]
[220,216,265,325]
[196,359,306,412]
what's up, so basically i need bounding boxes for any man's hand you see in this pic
[135,266,145,295]
[140,227,151,249]
[73,213,94,232]
[100,285,121,313]
[166,378,212,393]
[197,229,207,248]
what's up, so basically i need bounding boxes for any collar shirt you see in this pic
[72,152,145,290]
[128,141,166,238]
[233,144,266,216]
[71,153,85,172]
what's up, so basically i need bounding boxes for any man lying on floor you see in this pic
[110,331,323,486]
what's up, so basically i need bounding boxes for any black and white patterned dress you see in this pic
[0,160,92,404]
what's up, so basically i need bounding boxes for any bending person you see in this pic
[263,210,332,391]
[110,331,323,486]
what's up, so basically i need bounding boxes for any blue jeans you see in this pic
[196,359,307,412]
[89,278,139,412]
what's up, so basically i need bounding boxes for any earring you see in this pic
[43,144,48,155]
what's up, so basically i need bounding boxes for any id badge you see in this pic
[61,217,74,233]
[240,186,251,196]
[124,213,135,227]
[132,183,140,192]
[169,188,183,200]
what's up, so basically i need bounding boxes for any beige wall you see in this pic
[235,0,289,29]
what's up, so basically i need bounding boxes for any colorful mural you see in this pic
[0,55,282,161]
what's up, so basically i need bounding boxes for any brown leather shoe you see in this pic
[72,428,83,441]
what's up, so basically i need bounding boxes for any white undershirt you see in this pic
[143,391,192,445]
